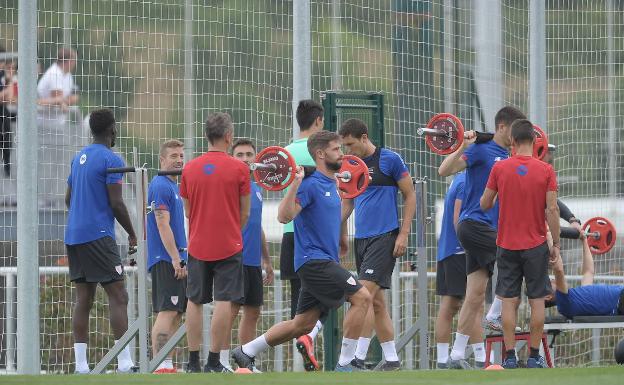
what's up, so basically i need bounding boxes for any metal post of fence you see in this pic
[414,178,429,369]
[391,269,400,347]
[135,168,150,372]
[330,0,342,89]
[292,0,311,138]
[606,0,617,216]
[16,0,40,375]
[126,269,137,363]
[529,0,547,129]
[63,0,72,46]
[404,277,414,369]
[5,273,16,372]
[591,329,601,365]
[274,277,284,372]
[184,0,196,160]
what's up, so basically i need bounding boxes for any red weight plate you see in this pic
[253,146,297,191]
[532,124,549,160]
[583,216,617,255]
[424,113,465,155]
[337,155,370,199]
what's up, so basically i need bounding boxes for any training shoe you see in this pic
[502,356,518,369]
[204,362,233,373]
[526,356,548,368]
[437,361,449,369]
[350,357,368,370]
[296,335,320,371]
[185,361,202,373]
[376,360,401,371]
[474,361,486,369]
[154,367,177,374]
[483,316,503,332]
[448,358,472,369]
[335,362,357,372]
[232,346,255,371]
[117,365,139,373]
[74,368,90,374]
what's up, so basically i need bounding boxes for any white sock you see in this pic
[74,343,89,372]
[355,337,371,360]
[242,334,270,358]
[471,342,486,362]
[380,340,399,362]
[307,320,323,340]
[115,340,134,370]
[436,343,449,364]
[337,337,358,366]
[220,350,230,367]
[486,297,503,320]
[157,358,173,370]
[450,332,469,360]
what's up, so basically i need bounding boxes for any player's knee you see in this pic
[372,295,386,313]
[293,318,316,336]
[112,288,129,307]
[353,288,372,309]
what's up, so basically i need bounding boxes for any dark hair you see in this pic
[89,109,115,137]
[231,138,256,153]
[494,106,526,130]
[307,130,340,160]
[296,99,324,131]
[338,118,368,139]
[510,119,535,146]
[204,112,233,145]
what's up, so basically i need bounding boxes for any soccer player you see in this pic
[434,172,466,369]
[180,112,251,373]
[438,106,526,369]
[281,100,326,370]
[480,119,560,369]
[338,118,416,370]
[146,139,188,373]
[231,131,372,372]
[64,108,136,373]
[220,138,274,372]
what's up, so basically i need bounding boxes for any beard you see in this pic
[326,159,342,171]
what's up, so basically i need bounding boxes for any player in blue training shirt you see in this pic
[438,106,527,369]
[146,139,188,373]
[219,139,274,372]
[64,109,137,374]
[547,231,624,318]
[434,172,466,369]
[231,131,372,372]
[339,118,415,371]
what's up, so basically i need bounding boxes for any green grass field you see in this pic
[2,367,623,385]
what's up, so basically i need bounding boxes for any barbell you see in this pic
[559,216,617,255]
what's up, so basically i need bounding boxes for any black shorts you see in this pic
[456,220,497,276]
[186,252,244,304]
[436,253,467,298]
[354,230,398,289]
[67,236,124,284]
[233,265,264,307]
[279,232,297,280]
[495,242,550,299]
[151,261,187,313]
[296,259,363,318]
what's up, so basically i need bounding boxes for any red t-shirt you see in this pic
[180,151,251,261]
[486,155,558,250]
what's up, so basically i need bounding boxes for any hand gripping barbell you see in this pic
[559,216,617,255]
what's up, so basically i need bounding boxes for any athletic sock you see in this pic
[450,332,469,360]
[486,297,503,320]
[207,351,220,367]
[471,342,486,362]
[115,340,134,371]
[337,337,358,366]
[220,349,231,367]
[74,343,89,372]
[355,337,371,360]
[307,320,323,341]
[189,350,200,365]
[380,340,399,362]
[436,343,449,364]
[529,347,540,359]
[242,334,270,358]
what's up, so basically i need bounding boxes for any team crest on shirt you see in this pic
[347,276,357,286]
[171,296,179,305]
[79,154,87,164]
[115,265,123,275]
[325,191,331,197]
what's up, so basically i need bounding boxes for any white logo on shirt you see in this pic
[175,194,179,200]
[325,191,331,197]
[79,154,87,164]
[115,265,123,275]
[494,157,502,162]
[365,269,374,274]
[347,276,357,286]
[171,296,179,305]
[256,191,263,201]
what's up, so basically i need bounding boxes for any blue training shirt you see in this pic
[293,171,341,271]
[436,172,465,261]
[459,140,508,229]
[354,148,410,239]
[556,285,624,318]
[242,181,263,267]
[65,144,125,245]
[146,175,188,271]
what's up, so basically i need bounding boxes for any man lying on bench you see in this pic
[545,232,624,318]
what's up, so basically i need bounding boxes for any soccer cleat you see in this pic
[474,361,486,369]
[526,356,548,368]
[502,356,518,369]
[203,362,233,373]
[436,362,449,369]
[483,316,523,333]
[448,358,472,369]
[232,346,255,371]
[350,357,368,370]
[74,368,90,374]
[154,367,177,374]
[335,362,356,372]
[185,361,202,373]
[376,360,401,371]
[250,364,262,373]
[117,365,139,373]
[296,335,320,371]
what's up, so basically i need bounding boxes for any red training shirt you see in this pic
[486,155,558,250]
[180,151,250,261]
